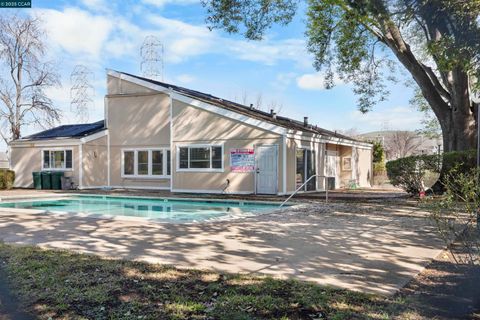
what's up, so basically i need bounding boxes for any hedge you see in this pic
[0,169,15,190]
[386,150,476,195]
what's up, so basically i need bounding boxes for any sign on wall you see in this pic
[230,148,255,172]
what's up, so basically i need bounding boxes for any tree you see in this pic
[202,0,480,152]
[0,14,60,145]
[384,130,422,159]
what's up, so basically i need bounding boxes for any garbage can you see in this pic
[41,171,52,189]
[32,172,42,190]
[51,171,64,190]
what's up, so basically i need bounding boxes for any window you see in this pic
[122,148,170,178]
[152,150,163,175]
[137,151,148,175]
[177,145,223,171]
[42,149,73,170]
[296,148,316,191]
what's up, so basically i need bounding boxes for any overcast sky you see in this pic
[4,0,425,147]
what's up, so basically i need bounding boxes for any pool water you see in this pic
[0,195,280,223]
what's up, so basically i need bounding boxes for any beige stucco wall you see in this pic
[82,136,108,187]
[107,78,171,189]
[107,75,156,95]
[355,147,373,187]
[338,145,353,187]
[11,144,80,188]
[171,100,283,193]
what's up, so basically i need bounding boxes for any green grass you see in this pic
[0,243,415,320]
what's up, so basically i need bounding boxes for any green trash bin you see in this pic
[51,171,64,190]
[41,171,52,189]
[32,172,42,190]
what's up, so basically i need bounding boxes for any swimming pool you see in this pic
[0,195,280,223]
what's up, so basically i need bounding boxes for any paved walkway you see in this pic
[0,195,443,296]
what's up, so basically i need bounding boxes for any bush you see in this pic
[442,149,476,174]
[0,169,15,190]
[386,149,477,194]
[386,154,439,194]
[423,167,480,265]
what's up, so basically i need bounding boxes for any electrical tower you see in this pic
[70,65,94,123]
[141,35,164,81]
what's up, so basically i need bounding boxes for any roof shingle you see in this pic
[20,120,105,141]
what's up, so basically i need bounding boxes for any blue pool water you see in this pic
[0,195,279,223]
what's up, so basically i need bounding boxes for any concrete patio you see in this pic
[0,191,444,296]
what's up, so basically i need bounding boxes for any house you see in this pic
[9,70,373,194]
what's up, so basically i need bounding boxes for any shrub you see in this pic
[386,150,477,194]
[442,149,476,174]
[0,169,15,190]
[423,167,480,265]
[386,154,439,194]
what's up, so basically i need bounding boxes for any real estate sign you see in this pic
[230,148,255,172]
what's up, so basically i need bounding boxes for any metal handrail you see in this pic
[280,175,331,207]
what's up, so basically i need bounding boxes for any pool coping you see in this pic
[0,193,300,225]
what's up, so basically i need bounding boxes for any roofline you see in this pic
[107,69,371,148]
[107,69,287,135]
[10,128,108,146]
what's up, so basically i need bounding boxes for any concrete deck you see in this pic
[0,191,444,296]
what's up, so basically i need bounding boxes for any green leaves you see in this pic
[202,0,299,40]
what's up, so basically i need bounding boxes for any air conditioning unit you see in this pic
[327,177,336,190]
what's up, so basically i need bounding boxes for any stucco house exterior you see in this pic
[10,70,373,194]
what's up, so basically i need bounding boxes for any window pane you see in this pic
[43,151,50,169]
[52,151,65,169]
[65,150,72,169]
[190,147,210,168]
[179,147,188,169]
[296,149,305,189]
[124,151,134,175]
[212,146,222,169]
[138,151,148,175]
[152,150,163,175]
[167,150,171,175]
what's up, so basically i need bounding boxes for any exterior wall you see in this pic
[338,145,353,187]
[107,78,171,189]
[107,75,156,95]
[82,136,108,187]
[11,144,80,188]
[171,99,283,193]
[355,147,373,187]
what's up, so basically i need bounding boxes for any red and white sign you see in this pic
[230,148,255,172]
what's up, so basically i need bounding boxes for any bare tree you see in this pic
[0,14,61,145]
[384,131,422,160]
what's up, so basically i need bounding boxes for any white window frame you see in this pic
[121,148,171,179]
[41,148,74,171]
[176,144,224,173]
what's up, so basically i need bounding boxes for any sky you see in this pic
[3,0,425,147]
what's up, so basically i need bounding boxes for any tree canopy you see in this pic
[203,0,480,151]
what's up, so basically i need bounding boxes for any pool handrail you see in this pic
[279,175,331,207]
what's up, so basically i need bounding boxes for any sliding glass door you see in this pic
[296,149,316,191]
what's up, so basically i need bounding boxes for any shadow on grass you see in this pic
[0,243,412,320]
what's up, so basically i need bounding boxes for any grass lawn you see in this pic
[0,243,417,320]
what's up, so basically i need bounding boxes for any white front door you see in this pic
[255,145,278,194]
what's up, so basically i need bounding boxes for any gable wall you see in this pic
[171,99,284,193]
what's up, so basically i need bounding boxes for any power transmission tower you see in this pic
[141,35,164,81]
[70,65,94,123]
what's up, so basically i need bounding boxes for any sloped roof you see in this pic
[19,120,105,141]
[119,71,359,143]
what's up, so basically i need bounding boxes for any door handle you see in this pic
[256,168,260,174]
